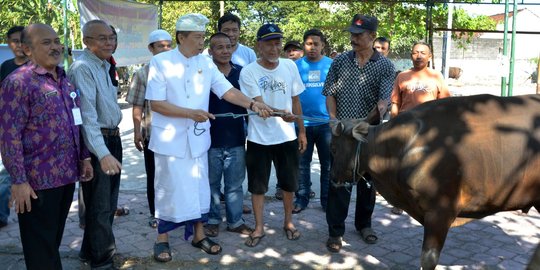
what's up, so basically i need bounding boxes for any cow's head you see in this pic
[329,106,380,184]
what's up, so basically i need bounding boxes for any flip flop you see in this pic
[275,188,283,200]
[148,217,158,229]
[242,204,252,214]
[114,207,129,216]
[326,236,342,253]
[283,227,301,240]
[245,233,266,247]
[360,227,378,244]
[191,237,222,255]
[292,204,305,214]
[153,242,172,262]
[226,223,253,235]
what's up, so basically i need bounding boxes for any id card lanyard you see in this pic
[70,90,83,125]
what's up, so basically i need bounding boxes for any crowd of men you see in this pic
[0,11,450,269]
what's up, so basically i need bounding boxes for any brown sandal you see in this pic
[283,227,301,240]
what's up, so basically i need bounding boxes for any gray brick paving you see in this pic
[0,101,539,269]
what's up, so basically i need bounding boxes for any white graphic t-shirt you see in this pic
[239,58,305,145]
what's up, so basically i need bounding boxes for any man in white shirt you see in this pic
[145,13,270,262]
[239,23,307,248]
[217,13,257,67]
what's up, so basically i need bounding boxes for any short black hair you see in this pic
[303,28,325,43]
[374,36,390,47]
[6,26,24,39]
[412,40,431,53]
[175,31,193,45]
[209,32,231,49]
[217,13,241,31]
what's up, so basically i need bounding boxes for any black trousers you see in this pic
[80,134,123,268]
[143,138,155,216]
[326,174,376,237]
[18,183,75,270]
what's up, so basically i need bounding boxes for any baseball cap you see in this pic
[256,23,283,41]
[348,14,378,34]
[148,29,172,45]
[284,40,302,51]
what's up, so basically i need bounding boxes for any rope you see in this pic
[193,112,338,136]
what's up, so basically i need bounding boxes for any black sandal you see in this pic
[191,237,222,255]
[326,236,342,253]
[153,242,172,262]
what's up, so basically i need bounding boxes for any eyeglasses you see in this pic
[85,35,117,44]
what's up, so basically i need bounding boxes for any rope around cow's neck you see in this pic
[192,111,371,189]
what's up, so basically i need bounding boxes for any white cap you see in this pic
[148,29,172,45]
[175,13,209,32]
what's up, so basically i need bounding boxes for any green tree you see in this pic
[0,0,496,56]
[0,0,80,47]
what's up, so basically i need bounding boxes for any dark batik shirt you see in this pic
[0,62,89,190]
[322,50,395,119]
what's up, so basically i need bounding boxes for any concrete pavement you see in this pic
[1,98,539,269]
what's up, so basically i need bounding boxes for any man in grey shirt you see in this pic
[68,19,123,269]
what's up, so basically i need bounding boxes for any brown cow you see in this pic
[330,94,540,269]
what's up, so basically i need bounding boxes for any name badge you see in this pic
[45,90,58,97]
[72,108,83,125]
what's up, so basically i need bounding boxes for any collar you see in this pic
[229,61,241,71]
[83,48,111,67]
[348,48,381,62]
[29,61,65,78]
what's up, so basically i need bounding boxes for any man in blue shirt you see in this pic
[292,29,333,214]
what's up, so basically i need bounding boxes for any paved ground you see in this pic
[1,90,540,269]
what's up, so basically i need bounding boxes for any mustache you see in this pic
[49,50,61,56]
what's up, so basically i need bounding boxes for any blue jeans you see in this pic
[0,163,10,225]
[295,124,331,210]
[208,146,246,228]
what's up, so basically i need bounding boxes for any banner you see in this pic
[78,0,159,67]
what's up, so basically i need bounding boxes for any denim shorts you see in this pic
[246,140,299,194]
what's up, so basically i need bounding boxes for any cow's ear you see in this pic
[365,105,380,125]
[330,121,344,136]
[352,122,369,142]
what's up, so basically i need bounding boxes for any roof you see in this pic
[489,8,526,22]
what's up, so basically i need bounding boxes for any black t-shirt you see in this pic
[0,58,25,83]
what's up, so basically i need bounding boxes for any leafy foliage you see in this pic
[0,0,80,47]
[0,0,497,55]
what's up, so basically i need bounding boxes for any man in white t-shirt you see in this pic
[217,13,257,67]
[239,23,307,248]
